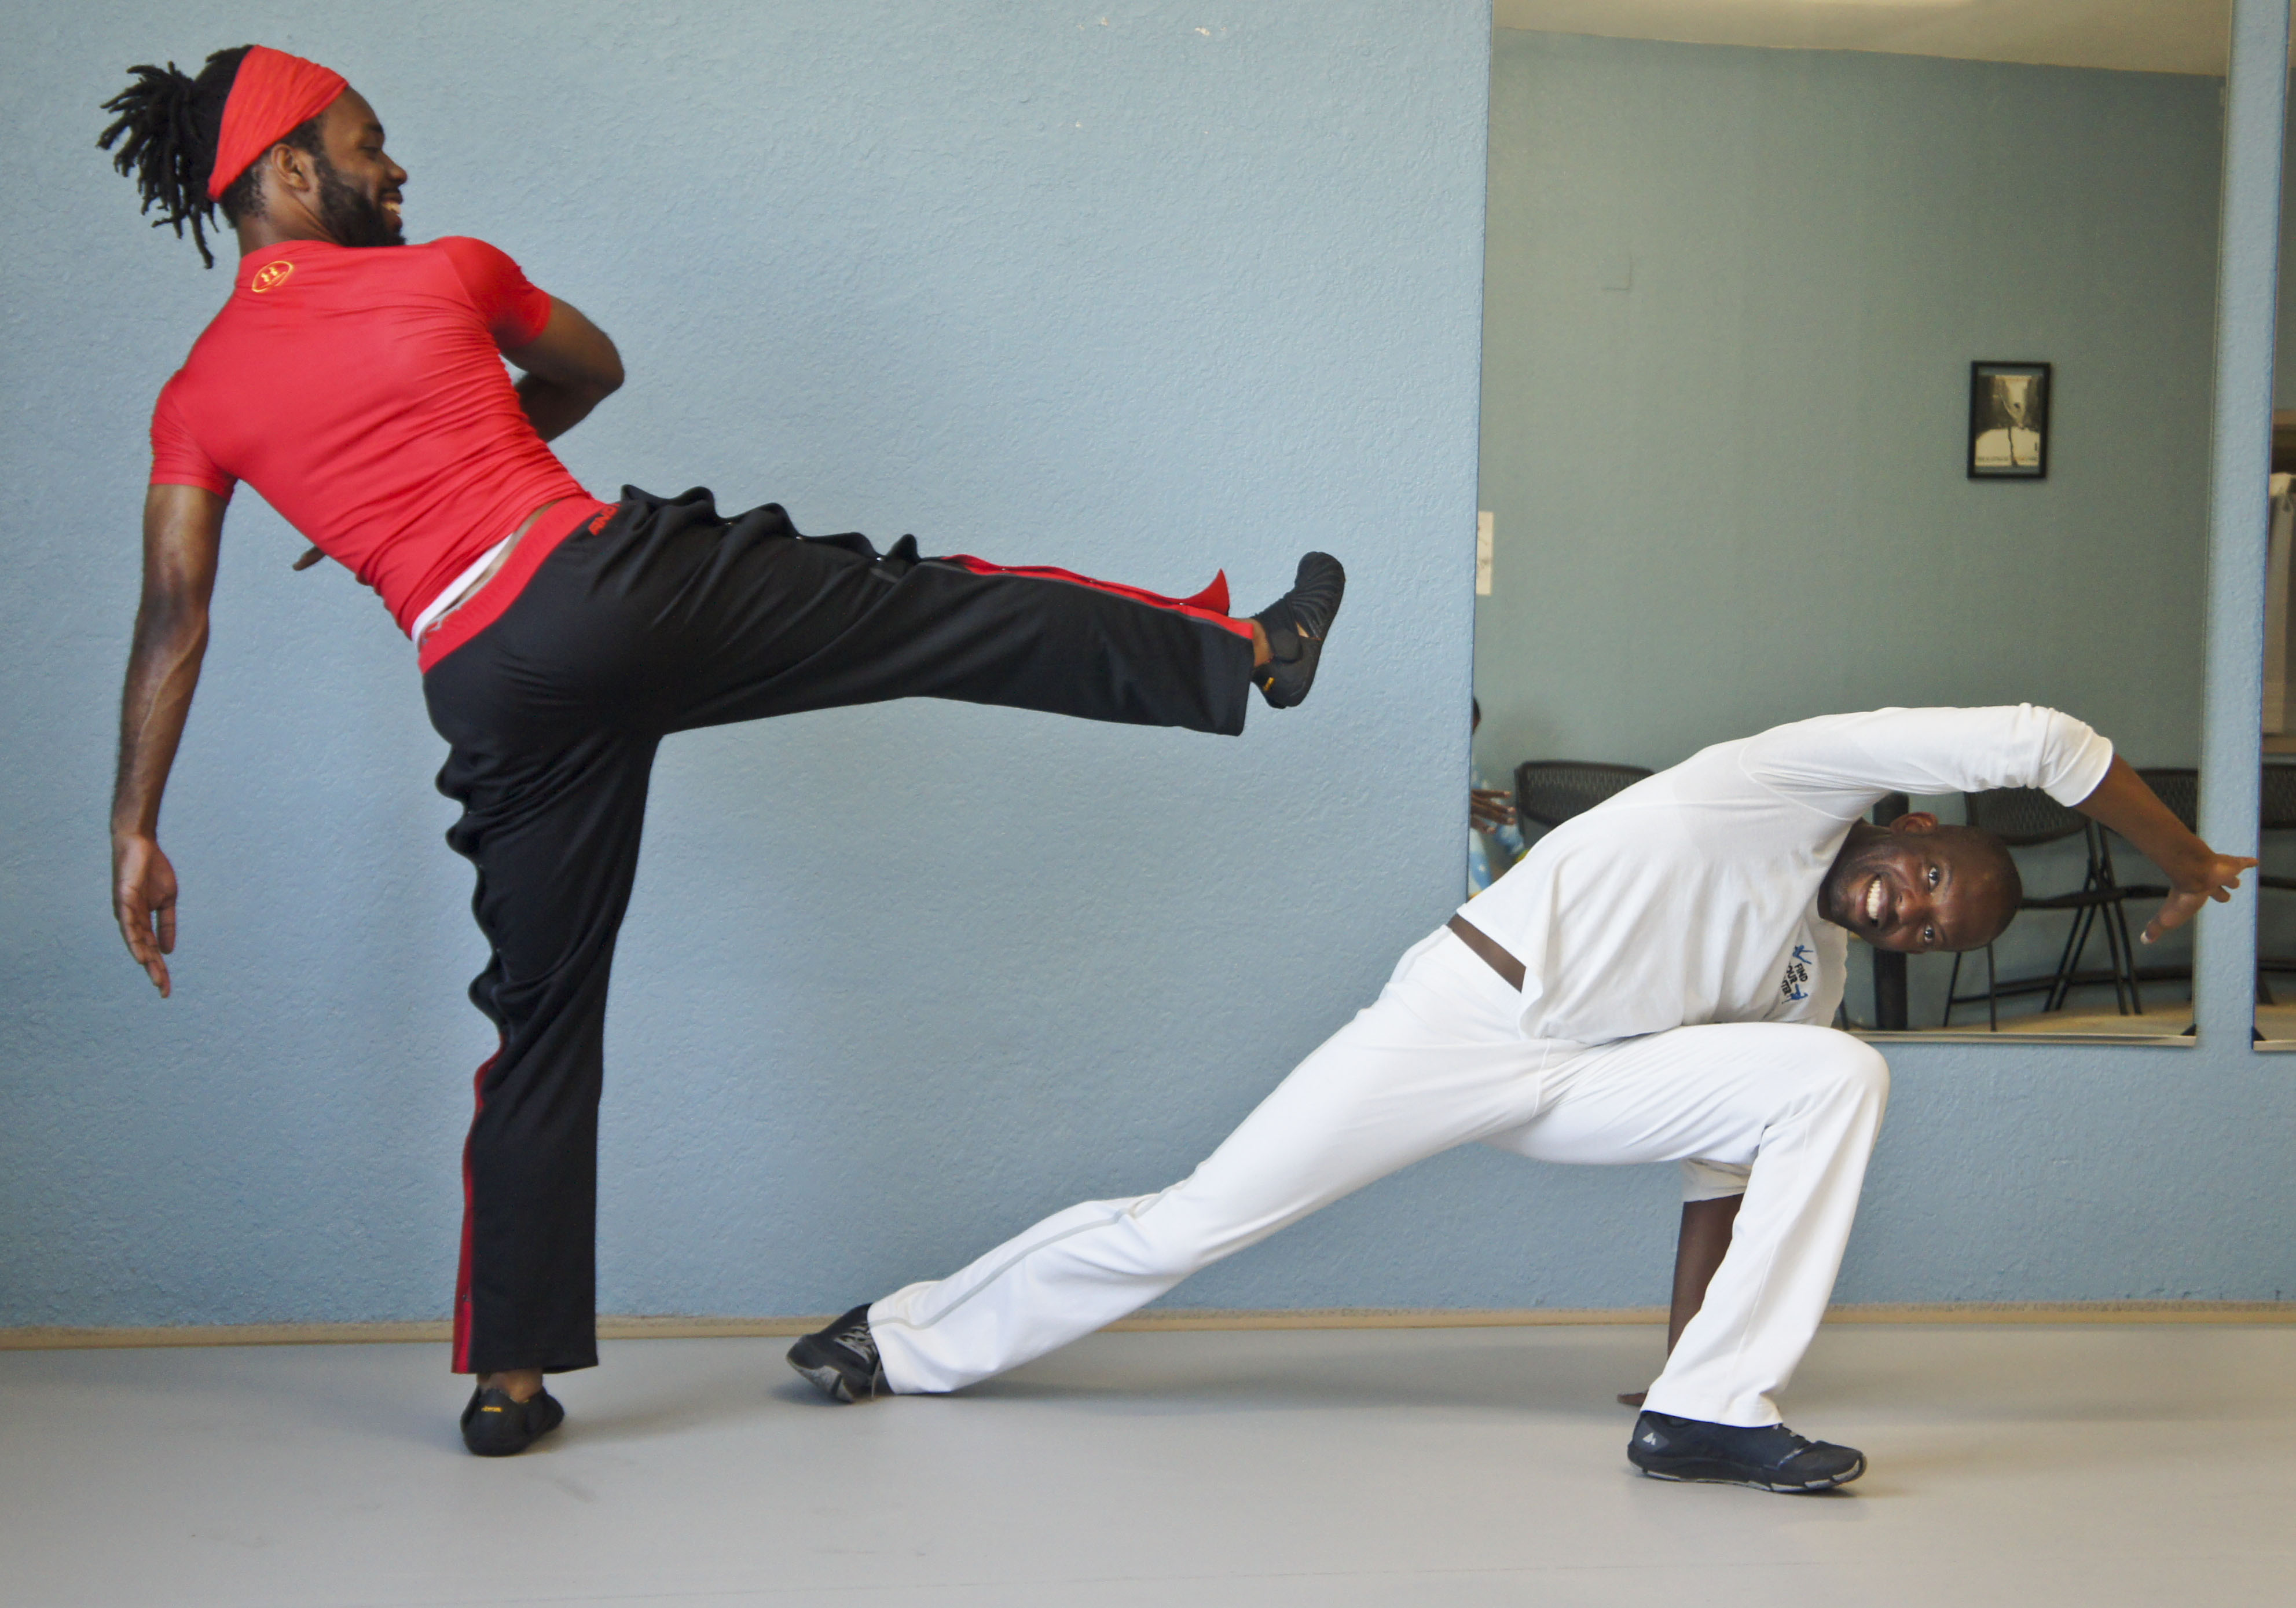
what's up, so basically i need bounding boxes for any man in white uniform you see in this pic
[790,706,2250,1491]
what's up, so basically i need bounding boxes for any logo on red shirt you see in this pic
[250,261,295,294]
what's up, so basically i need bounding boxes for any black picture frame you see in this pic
[1968,361,2051,479]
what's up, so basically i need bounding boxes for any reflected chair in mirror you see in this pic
[1513,760,1655,839]
[1942,787,2142,1030]
[2257,765,2296,986]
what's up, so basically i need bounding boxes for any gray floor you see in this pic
[3,1323,2290,1607]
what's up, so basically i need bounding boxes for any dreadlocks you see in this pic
[98,46,322,269]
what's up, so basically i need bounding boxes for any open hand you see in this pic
[112,833,179,996]
[2141,851,2260,944]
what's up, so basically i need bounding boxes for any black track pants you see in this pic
[421,487,1256,1375]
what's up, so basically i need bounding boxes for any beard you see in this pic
[314,152,403,248]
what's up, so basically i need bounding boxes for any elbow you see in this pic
[574,367,623,409]
[591,342,626,399]
[133,592,208,650]
[129,598,210,677]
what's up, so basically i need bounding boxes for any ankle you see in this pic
[1249,618,1270,667]
[478,1368,544,1403]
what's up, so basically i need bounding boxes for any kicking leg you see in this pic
[540,489,1344,735]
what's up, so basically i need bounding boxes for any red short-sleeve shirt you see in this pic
[149,237,602,639]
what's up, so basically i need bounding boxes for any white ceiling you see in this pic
[1492,1,2271,76]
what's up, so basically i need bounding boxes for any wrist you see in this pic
[2168,843,2218,889]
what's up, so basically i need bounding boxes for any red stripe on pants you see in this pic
[450,1043,501,1375]
[939,557,1253,639]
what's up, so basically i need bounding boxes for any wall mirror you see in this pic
[1472,2,2250,1042]
[2256,268,2296,1041]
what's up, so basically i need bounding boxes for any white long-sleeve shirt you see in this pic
[1458,706,2114,1045]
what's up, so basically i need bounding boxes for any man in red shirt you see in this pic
[102,45,1345,1456]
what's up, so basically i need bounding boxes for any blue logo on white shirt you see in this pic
[1780,944,1813,1002]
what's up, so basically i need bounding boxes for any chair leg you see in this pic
[2109,896,2144,1015]
[2048,906,2090,1013]
[2103,900,2140,1010]
[2092,825,2141,1015]
[1944,950,1964,1028]
[1986,942,1999,1032]
[2084,904,2119,1013]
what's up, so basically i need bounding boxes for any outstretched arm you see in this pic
[2073,756,2257,943]
[112,484,225,996]
[505,297,623,442]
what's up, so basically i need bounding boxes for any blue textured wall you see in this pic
[2273,70,2296,407]
[6,5,2291,1335]
[0,1,1491,1327]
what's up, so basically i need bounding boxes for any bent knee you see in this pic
[1680,1156,1752,1202]
[1809,1032,1890,1108]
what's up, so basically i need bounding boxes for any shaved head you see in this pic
[1819,816,2022,953]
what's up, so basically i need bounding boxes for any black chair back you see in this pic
[1964,787,2087,847]
[2262,765,2296,832]
[1513,761,1653,831]
[2137,767,2198,832]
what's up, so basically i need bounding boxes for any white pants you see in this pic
[871,926,1889,1426]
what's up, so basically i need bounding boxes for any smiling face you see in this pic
[303,88,406,247]
[1817,817,2022,953]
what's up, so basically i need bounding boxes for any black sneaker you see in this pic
[787,1304,888,1402]
[459,1384,566,1457]
[1251,552,1345,709]
[1627,1409,1864,1492]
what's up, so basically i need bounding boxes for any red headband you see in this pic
[207,45,349,200]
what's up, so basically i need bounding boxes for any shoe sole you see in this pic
[787,1355,861,1402]
[785,1343,885,1403]
[1259,640,1321,708]
[1633,1456,1864,1493]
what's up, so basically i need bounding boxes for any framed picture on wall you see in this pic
[1968,361,2051,479]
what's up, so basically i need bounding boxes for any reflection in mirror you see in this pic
[1472,13,2228,1038]
[2261,467,2296,1039]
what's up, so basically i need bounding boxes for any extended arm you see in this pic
[505,297,623,443]
[112,484,226,995]
[2072,756,2256,942]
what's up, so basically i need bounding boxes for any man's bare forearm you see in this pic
[111,485,225,995]
[508,298,623,443]
[2072,753,2256,939]
[515,372,613,443]
[114,484,225,842]
[111,594,208,839]
[2073,756,2209,884]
